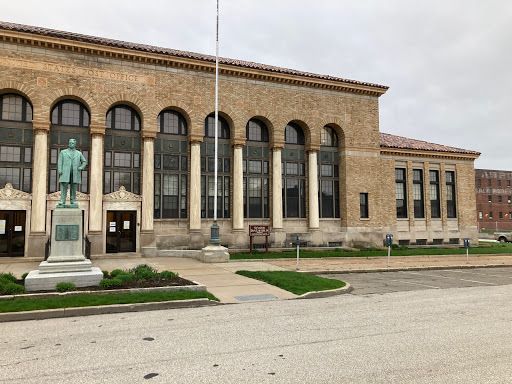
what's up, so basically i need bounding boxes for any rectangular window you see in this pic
[478,211,483,219]
[446,171,456,218]
[286,178,299,217]
[24,147,32,163]
[413,169,424,218]
[321,164,333,177]
[248,177,262,217]
[498,180,502,187]
[0,167,20,189]
[430,170,441,218]
[163,155,179,170]
[162,174,179,218]
[488,195,492,203]
[104,152,112,167]
[360,193,369,219]
[22,168,31,193]
[104,172,111,194]
[286,162,298,175]
[249,160,262,174]
[321,180,334,218]
[0,146,21,162]
[508,180,511,187]
[509,212,512,219]
[154,173,161,218]
[499,196,502,203]
[113,172,131,192]
[395,168,407,218]
[488,179,491,187]
[49,169,57,193]
[509,196,511,204]
[490,212,493,219]
[113,152,131,168]
[477,179,481,187]
[499,212,503,219]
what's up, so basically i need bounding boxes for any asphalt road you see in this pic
[320,267,512,295]
[1,281,512,383]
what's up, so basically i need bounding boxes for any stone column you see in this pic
[141,132,156,249]
[189,139,203,248]
[27,122,49,258]
[87,125,105,256]
[232,143,245,245]
[308,150,320,230]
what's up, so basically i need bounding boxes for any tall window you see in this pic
[243,119,269,218]
[446,171,456,218]
[430,170,440,218]
[0,94,33,192]
[201,114,230,218]
[49,100,90,194]
[318,126,339,218]
[396,168,407,218]
[360,193,369,219]
[154,110,188,219]
[104,106,141,194]
[413,169,424,218]
[282,122,306,218]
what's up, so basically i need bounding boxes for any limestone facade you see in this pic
[0,23,480,258]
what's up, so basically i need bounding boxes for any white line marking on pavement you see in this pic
[447,270,512,278]
[458,278,496,285]
[402,271,453,279]
[390,280,440,289]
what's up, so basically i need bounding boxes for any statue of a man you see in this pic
[57,138,87,207]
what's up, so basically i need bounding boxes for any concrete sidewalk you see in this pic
[1,253,512,303]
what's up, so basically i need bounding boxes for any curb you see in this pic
[303,263,512,275]
[294,283,353,299]
[0,298,222,323]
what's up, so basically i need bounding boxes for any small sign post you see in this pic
[464,238,470,264]
[249,225,270,253]
[385,234,393,268]
[296,235,300,270]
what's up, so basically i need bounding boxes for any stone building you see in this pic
[0,21,480,258]
[475,169,512,231]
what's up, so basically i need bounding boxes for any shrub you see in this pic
[115,272,135,284]
[0,282,25,295]
[21,272,29,280]
[159,271,178,281]
[399,245,408,250]
[110,269,124,278]
[334,248,342,252]
[368,246,377,251]
[251,249,260,255]
[102,270,109,278]
[0,273,17,283]
[56,282,76,292]
[391,244,400,249]
[130,265,158,282]
[99,278,124,289]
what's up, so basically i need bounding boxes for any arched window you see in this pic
[51,101,90,127]
[243,119,270,218]
[154,110,188,219]
[282,122,306,218]
[318,126,340,218]
[49,100,90,194]
[201,114,230,218]
[0,94,32,122]
[104,105,142,194]
[0,94,33,192]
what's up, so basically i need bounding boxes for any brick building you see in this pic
[0,21,480,258]
[475,169,512,231]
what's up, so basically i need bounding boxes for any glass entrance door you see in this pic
[106,211,136,253]
[0,210,26,257]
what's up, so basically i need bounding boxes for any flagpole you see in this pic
[210,0,220,244]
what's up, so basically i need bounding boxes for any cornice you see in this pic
[380,147,479,161]
[0,30,387,98]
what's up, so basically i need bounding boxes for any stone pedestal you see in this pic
[25,208,103,292]
[201,244,230,263]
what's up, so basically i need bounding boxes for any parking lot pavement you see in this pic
[320,267,512,295]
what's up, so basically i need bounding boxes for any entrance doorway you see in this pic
[106,211,136,253]
[0,210,26,257]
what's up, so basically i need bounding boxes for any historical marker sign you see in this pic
[249,225,270,253]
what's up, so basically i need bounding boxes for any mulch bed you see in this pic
[9,276,196,295]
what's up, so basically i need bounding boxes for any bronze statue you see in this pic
[57,138,87,208]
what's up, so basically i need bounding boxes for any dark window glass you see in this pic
[106,106,140,131]
[0,167,20,189]
[246,119,269,142]
[413,169,424,218]
[321,126,338,147]
[159,110,187,135]
[396,168,407,218]
[114,153,132,168]
[51,101,90,127]
[321,180,334,218]
[0,94,32,122]
[204,114,230,138]
[360,193,369,218]
[285,122,305,145]
[487,179,491,187]
[499,195,502,203]
[446,171,456,218]
[430,170,441,218]
[0,146,21,162]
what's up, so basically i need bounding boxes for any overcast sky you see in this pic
[3,0,511,169]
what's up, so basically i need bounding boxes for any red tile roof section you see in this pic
[380,133,480,155]
[0,21,388,90]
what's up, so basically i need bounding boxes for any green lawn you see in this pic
[0,290,218,313]
[236,270,346,295]
[231,243,512,260]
